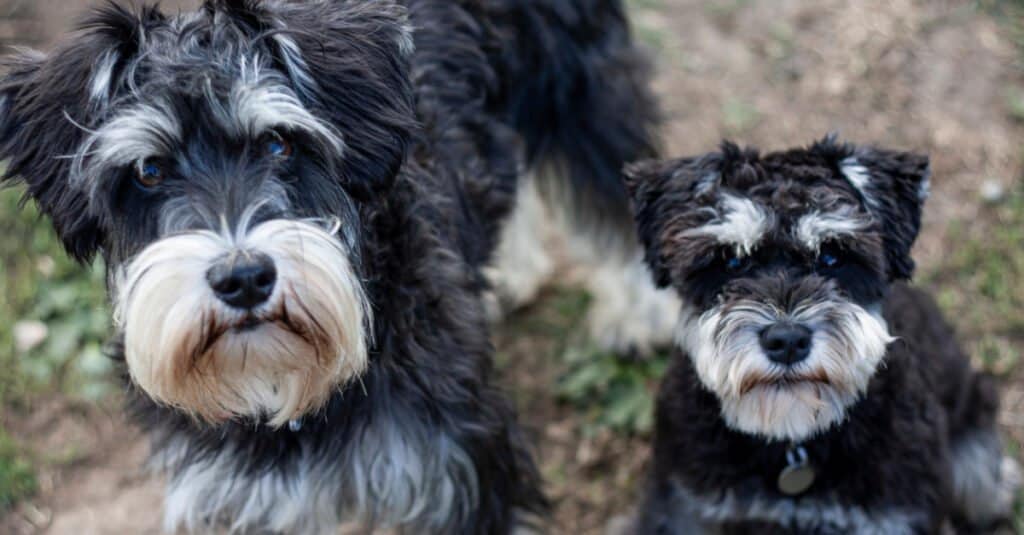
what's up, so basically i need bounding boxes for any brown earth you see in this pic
[2,1,1023,534]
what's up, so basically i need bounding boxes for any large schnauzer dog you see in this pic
[0,0,661,532]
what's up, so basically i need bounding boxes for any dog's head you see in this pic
[625,136,930,441]
[0,0,416,426]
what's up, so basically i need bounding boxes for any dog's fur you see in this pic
[624,138,1020,534]
[480,0,680,355]
[0,0,659,532]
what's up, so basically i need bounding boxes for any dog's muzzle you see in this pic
[113,219,371,426]
[678,292,893,441]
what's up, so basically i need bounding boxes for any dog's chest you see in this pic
[663,480,928,535]
[157,416,477,534]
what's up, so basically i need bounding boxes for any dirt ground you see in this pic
[2,0,1023,534]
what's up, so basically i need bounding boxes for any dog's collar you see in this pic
[777,444,816,496]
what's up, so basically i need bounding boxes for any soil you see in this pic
[2,1,1022,534]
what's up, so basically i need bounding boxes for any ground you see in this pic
[1,1,1023,534]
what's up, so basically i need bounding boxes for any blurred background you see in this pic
[0,0,1022,533]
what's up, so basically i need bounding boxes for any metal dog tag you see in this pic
[778,445,815,496]
[289,419,303,432]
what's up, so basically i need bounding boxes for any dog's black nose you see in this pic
[760,323,813,365]
[207,253,277,309]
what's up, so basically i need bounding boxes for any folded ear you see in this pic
[0,4,161,262]
[215,0,417,198]
[833,144,930,280]
[623,156,719,288]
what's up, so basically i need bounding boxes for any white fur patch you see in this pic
[677,298,893,441]
[73,100,183,194]
[795,205,872,252]
[583,252,681,355]
[840,157,879,210]
[484,176,558,319]
[486,171,681,355]
[158,417,477,534]
[917,176,932,202]
[397,23,417,57]
[113,218,370,427]
[88,49,120,106]
[271,34,318,97]
[664,480,926,534]
[685,194,773,257]
[225,57,345,154]
[950,432,1021,525]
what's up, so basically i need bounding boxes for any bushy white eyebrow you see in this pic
[795,205,872,252]
[685,194,774,256]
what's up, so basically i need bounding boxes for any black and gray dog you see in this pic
[0,0,659,532]
[624,137,1020,534]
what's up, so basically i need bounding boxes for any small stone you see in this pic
[35,256,56,277]
[14,321,48,353]
[981,180,1006,204]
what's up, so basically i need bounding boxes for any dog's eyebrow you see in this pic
[223,81,345,154]
[73,100,183,192]
[794,205,872,252]
[208,57,343,154]
[684,194,773,256]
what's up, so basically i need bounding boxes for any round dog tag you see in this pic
[778,446,815,496]
[289,419,303,432]
[778,463,816,495]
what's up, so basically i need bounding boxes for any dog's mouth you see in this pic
[234,315,265,331]
[739,370,832,396]
[193,299,327,359]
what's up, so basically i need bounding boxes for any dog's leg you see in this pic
[950,430,1022,527]
[486,171,680,355]
[484,176,560,322]
[570,240,680,357]
[486,172,679,355]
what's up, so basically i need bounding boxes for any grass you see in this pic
[925,189,1024,373]
[0,429,35,513]
[558,346,668,436]
[495,287,667,436]
[0,186,112,512]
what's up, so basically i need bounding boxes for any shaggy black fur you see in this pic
[0,0,657,532]
[625,138,1011,534]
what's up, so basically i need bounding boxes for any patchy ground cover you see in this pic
[1,1,1023,533]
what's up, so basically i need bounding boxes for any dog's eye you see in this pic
[817,248,842,269]
[725,256,747,272]
[263,135,293,159]
[136,161,164,188]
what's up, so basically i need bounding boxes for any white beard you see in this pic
[678,298,893,441]
[113,219,370,427]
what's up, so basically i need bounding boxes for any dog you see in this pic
[0,0,661,532]
[623,137,1020,534]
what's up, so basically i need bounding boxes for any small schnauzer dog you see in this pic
[0,0,660,532]
[624,137,1020,534]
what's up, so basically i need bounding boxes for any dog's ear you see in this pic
[0,4,163,262]
[222,0,417,198]
[624,156,718,288]
[814,137,930,280]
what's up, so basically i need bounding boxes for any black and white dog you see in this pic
[0,0,661,532]
[624,138,1020,534]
